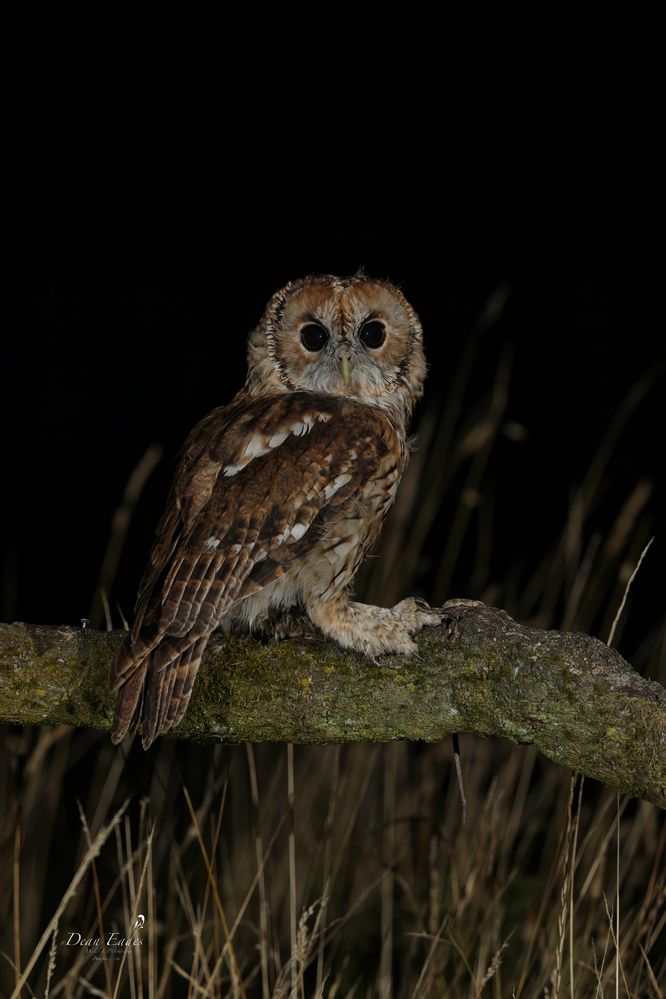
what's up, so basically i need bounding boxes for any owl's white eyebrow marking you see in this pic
[206,536,221,549]
[221,415,329,476]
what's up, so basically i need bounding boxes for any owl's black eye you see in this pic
[359,320,386,349]
[300,323,329,352]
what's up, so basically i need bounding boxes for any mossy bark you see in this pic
[1,600,664,807]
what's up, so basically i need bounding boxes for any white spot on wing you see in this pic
[207,536,221,549]
[323,473,352,501]
[290,418,313,437]
[244,434,272,460]
[290,523,307,541]
[222,416,325,477]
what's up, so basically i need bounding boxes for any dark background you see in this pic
[2,11,666,996]
[3,9,665,641]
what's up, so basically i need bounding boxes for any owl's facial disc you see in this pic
[248,275,426,419]
[280,283,414,399]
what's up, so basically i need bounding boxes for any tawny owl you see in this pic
[111,274,441,748]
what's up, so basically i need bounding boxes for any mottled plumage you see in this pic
[111,274,440,747]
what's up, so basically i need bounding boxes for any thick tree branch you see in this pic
[1,600,664,807]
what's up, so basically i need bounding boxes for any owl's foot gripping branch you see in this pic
[0,600,664,808]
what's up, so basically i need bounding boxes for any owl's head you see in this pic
[246,274,426,421]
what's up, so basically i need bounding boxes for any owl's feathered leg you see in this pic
[306,594,442,658]
[251,607,321,641]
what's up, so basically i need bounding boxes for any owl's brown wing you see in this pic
[111,391,396,747]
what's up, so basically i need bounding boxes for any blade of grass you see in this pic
[379,744,396,999]
[287,743,297,999]
[607,538,654,647]
[111,821,156,999]
[568,775,584,999]
[76,801,113,998]
[9,801,129,999]
[315,745,340,994]
[13,822,20,997]
[89,444,163,629]
[181,785,245,998]
[245,744,270,999]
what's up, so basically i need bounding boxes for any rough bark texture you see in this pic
[1,600,664,807]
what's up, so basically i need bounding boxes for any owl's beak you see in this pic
[339,355,354,384]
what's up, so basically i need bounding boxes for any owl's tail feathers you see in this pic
[110,633,209,750]
[110,634,149,745]
[141,635,208,749]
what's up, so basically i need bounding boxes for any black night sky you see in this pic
[3,10,666,996]
[4,8,665,645]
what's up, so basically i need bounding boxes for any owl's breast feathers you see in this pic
[110,391,407,746]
